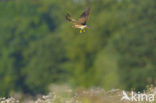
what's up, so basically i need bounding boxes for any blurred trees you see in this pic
[112,0,156,90]
[0,0,155,96]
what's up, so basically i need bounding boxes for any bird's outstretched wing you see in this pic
[78,7,90,25]
[66,13,78,24]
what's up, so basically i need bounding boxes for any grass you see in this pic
[0,85,156,103]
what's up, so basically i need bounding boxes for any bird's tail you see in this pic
[87,26,92,28]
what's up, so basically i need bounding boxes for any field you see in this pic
[1,85,156,103]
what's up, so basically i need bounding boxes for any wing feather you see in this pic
[78,7,90,25]
[66,13,79,24]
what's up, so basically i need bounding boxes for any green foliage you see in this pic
[112,0,156,90]
[23,35,67,94]
[0,0,155,96]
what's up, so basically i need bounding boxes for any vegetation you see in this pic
[0,0,156,97]
[0,85,156,103]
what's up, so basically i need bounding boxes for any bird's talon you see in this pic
[80,30,82,33]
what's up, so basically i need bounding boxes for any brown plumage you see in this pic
[66,7,90,33]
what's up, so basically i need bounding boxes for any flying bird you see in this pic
[66,7,90,33]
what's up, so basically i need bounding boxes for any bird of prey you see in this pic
[66,7,90,33]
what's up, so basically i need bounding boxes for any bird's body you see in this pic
[73,25,87,29]
[66,7,90,33]
[73,25,87,33]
